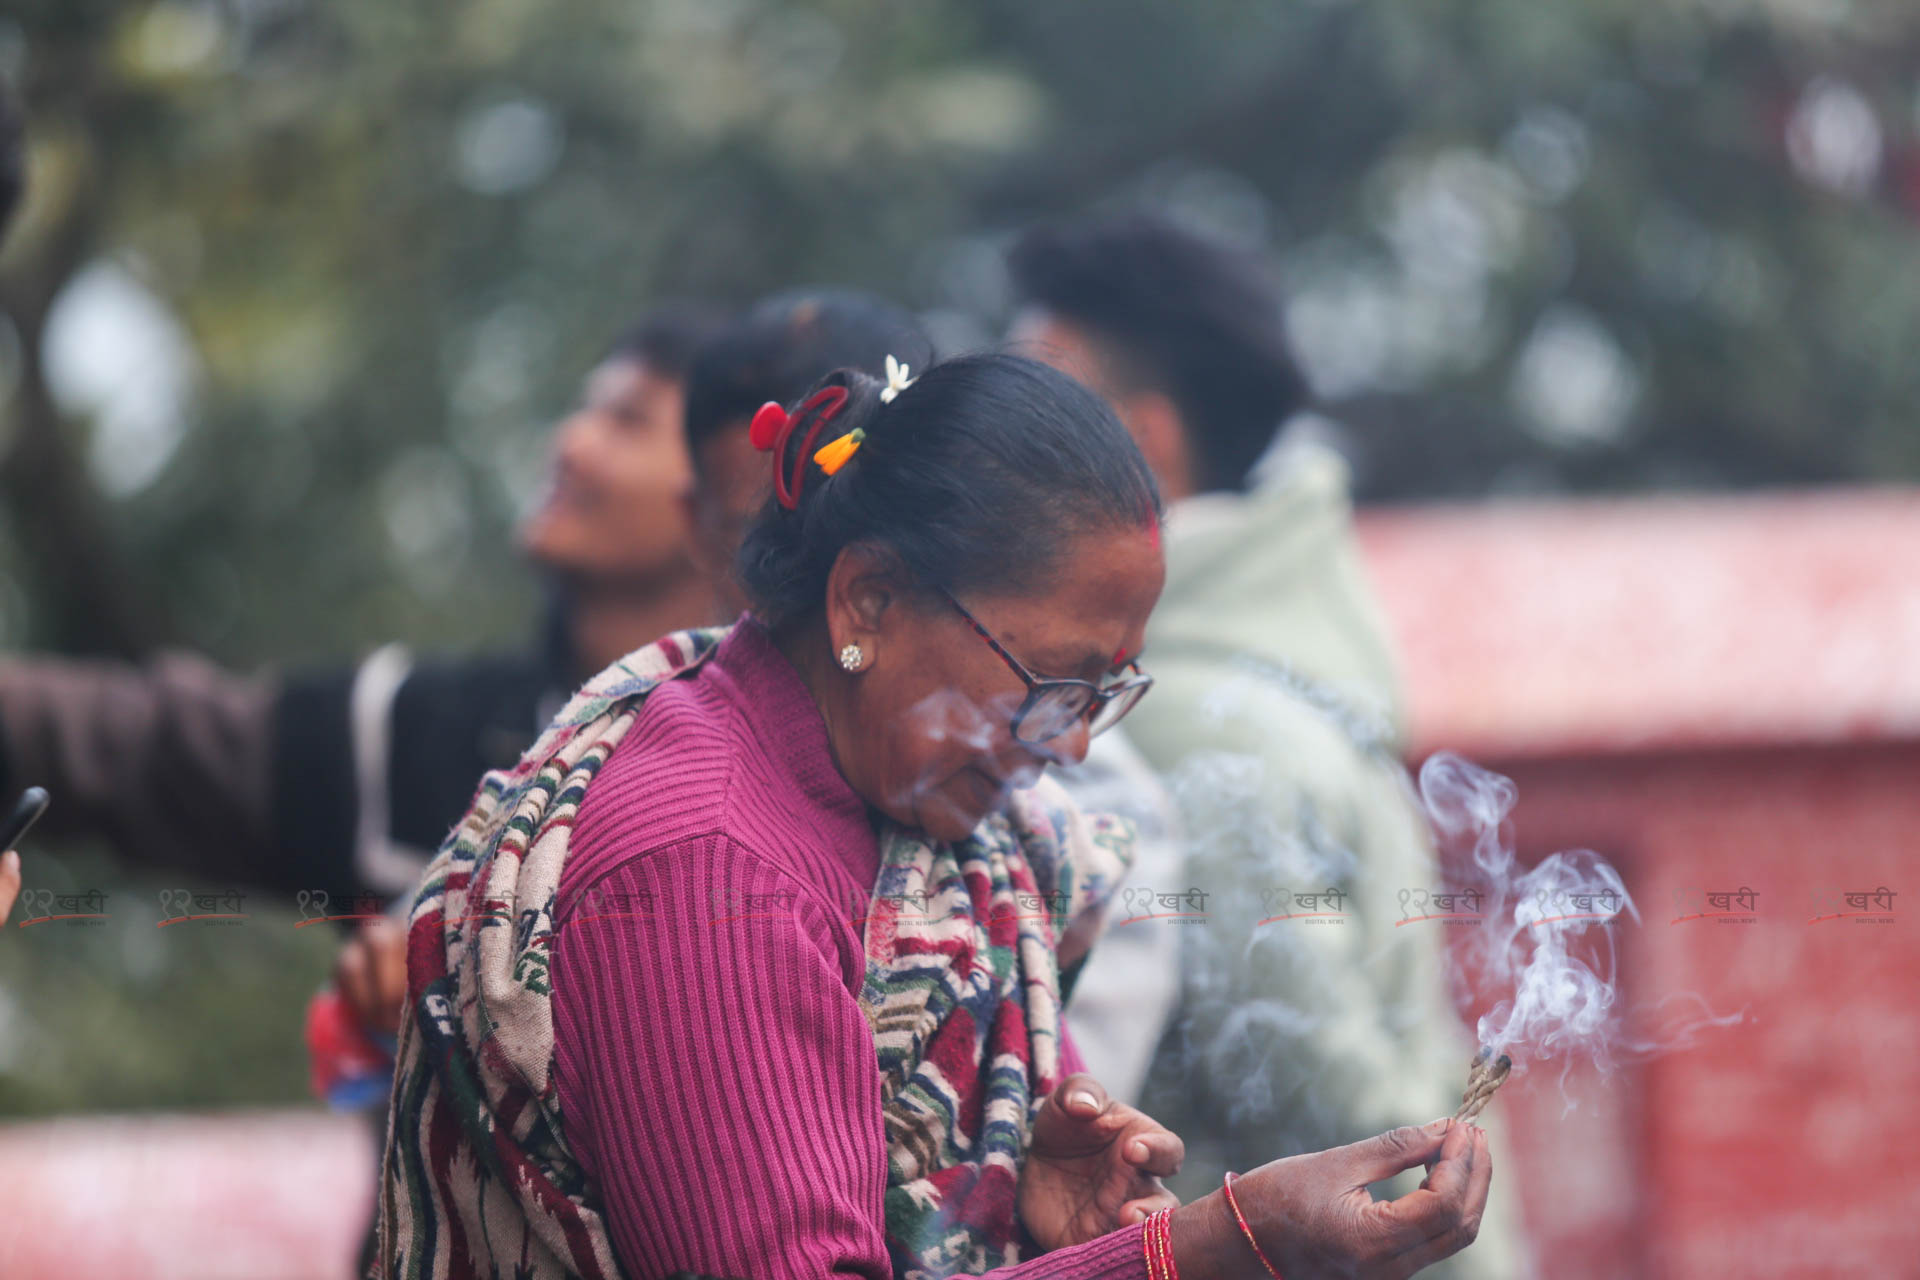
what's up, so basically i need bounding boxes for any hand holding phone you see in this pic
[0,786,41,925]
[0,786,49,851]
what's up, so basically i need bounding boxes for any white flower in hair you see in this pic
[880,353,917,404]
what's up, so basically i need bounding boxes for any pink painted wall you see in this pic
[1356,490,1920,1278]
[1458,747,1920,1279]
[0,1110,376,1279]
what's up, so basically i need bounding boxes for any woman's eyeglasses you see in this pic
[941,590,1154,745]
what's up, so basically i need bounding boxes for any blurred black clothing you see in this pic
[0,621,570,902]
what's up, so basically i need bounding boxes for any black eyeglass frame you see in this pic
[940,589,1154,745]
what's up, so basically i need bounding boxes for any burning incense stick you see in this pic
[1453,1047,1511,1123]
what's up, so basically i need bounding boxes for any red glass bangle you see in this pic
[1143,1206,1179,1280]
[1221,1173,1283,1279]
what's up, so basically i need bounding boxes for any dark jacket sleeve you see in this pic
[0,652,281,886]
[274,646,551,902]
[0,646,553,901]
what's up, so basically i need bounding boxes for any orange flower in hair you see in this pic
[813,427,866,476]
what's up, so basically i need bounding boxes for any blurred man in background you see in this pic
[0,303,722,915]
[1009,213,1524,1276]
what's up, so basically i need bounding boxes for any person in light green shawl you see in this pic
[1009,213,1528,1280]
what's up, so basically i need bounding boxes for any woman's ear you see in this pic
[823,543,909,667]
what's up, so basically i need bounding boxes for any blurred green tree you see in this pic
[6,0,1920,661]
[1,0,1917,1113]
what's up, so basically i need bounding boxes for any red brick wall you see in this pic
[1444,743,1920,1278]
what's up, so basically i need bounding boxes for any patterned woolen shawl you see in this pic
[374,627,1134,1279]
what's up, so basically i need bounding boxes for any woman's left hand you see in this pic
[1018,1072,1183,1251]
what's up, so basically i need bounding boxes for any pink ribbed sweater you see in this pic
[550,620,1147,1279]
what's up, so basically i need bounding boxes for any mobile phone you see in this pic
[0,786,50,850]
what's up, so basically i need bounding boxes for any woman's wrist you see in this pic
[1168,1191,1261,1279]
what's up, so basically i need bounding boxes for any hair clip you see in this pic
[759,386,848,509]
[879,354,916,404]
[749,401,790,451]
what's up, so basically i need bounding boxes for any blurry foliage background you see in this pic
[1,0,1917,1113]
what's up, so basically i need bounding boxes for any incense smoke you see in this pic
[1421,751,1741,1077]
[896,685,1042,828]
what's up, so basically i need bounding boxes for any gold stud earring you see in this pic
[838,642,866,672]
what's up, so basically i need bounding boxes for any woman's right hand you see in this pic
[1172,1117,1491,1279]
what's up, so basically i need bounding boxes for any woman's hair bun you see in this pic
[738,351,1161,629]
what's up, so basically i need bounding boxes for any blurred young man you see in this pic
[1009,214,1524,1276]
[0,305,723,907]
[518,306,718,673]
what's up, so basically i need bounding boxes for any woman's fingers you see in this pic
[1460,1123,1493,1228]
[1123,1125,1185,1178]
[1412,1120,1476,1205]
[1056,1072,1109,1120]
[1118,1187,1179,1226]
[1378,1122,1487,1255]
[1341,1117,1454,1188]
[1388,1129,1492,1276]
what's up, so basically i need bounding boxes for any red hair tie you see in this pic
[749,387,849,510]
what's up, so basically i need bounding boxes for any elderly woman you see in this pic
[375,353,1490,1279]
